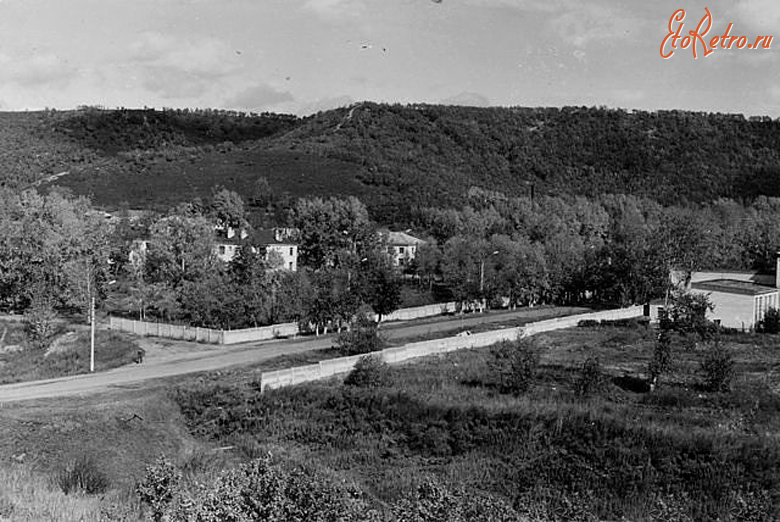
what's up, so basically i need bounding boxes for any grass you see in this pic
[0,462,141,522]
[0,390,203,522]
[0,326,143,384]
[168,324,780,521]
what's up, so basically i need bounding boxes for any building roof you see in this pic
[382,230,425,246]
[691,279,778,296]
[251,228,298,246]
[215,228,298,247]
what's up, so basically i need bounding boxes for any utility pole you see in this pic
[90,293,96,373]
[479,250,499,313]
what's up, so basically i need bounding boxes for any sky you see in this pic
[0,0,777,117]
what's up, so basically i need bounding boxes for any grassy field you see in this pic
[168,324,780,521]
[2,323,779,520]
[0,320,142,384]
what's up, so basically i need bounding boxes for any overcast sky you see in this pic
[0,0,777,116]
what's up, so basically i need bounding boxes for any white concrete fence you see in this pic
[259,306,647,391]
[108,316,298,346]
[375,301,458,322]
[108,301,463,346]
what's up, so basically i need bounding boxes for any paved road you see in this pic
[0,306,587,403]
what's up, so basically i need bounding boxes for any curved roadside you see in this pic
[0,306,589,403]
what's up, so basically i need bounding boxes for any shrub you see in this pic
[56,454,110,495]
[392,478,521,522]
[344,354,392,388]
[23,297,58,349]
[700,341,735,392]
[757,308,780,334]
[490,338,540,396]
[648,328,673,389]
[577,319,600,328]
[334,315,387,356]
[575,357,608,396]
[159,457,374,521]
[136,455,181,522]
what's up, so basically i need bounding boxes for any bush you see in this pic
[56,454,110,495]
[136,456,181,522]
[392,478,520,522]
[23,298,59,349]
[757,308,780,334]
[577,319,600,328]
[144,456,374,522]
[334,315,387,356]
[700,341,735,392]
[575,357,608,396]
[490,338,540,396]
[344,355,392,388]
[648,328,673,389]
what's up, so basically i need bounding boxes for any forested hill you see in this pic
[3,104,780,219]
[275,103,780,213]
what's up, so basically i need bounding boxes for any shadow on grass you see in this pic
[612,374,651,393]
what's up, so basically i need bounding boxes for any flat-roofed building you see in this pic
[690,279,779,330]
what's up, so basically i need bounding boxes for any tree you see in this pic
[290,196,373,269]
[210,188,247,232]
[413,241,442,291]
[334,314,387,356]
[146,214,218,285]
[441,235,484,311]
[489,337,540,395]
[251,176,273,208]
[358,252,401,324]
[648,309,674,390]
[700,336,735,392]
[666,290,714,340]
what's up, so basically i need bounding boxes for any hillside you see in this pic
[271,103,780,210]
[3,104,780,220]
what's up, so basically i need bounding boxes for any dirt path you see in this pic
[0,306,588,403]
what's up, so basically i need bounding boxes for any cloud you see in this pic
[440,91,491,107]
[611,89,646,104]
[733,0,780,31]
[128,32,244,99]
[296,94,355,115]
[549,3,634,48]
[225,83,295,110]
[301,0,366,20]
[0,51,78,87]
[130,32,241,78]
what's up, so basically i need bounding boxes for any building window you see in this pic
[399,246,405,254]
[219,245,225,254]
[289,247,293,256]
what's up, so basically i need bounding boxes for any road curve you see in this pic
[0,307,587,403]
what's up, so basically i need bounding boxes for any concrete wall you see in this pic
[221,323,299,344]
[108,317,224,344]
[377,302,458,323]
[260,306,645,392]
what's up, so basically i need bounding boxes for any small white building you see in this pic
[684,255,780,330]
